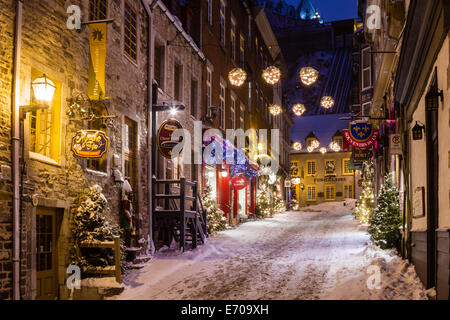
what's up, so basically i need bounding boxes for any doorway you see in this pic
[36,207,58,300]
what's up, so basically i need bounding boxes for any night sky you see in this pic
[312,0,358,22]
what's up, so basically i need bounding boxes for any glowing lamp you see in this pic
[292,103,306,116]
[329,141,341,152]
[220,168,228,178]
[268,104,282,116]
[292,142,302,151]
[262,66,281,85]
[32,74,56,102]
[299,67,318,86]
[320,96,335,109]
[319,147,327,154]
[228,68,247,87]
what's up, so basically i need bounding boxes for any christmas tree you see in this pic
[255,181,272,218]
[271,185,286,214]
[71,185,124,271]
[368,173,402,250]
[354,160,375,224]
[202,184,227,234]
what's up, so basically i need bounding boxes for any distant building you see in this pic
[290,114,360,207]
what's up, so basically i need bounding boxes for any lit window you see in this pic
[324,159,336,175]
[240,34,245,68]
[307,185,317,201]
[306,160,317,176]
[240,103,245,129]
[29,70,61,162]
[89,0,107,21]
[124,1,137,62]
[343,158,353,175]
[325,185,336,201]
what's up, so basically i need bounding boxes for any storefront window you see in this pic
[205,166,217,201]
[238,188,246,216]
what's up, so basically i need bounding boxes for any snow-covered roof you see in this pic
[291,113,351,152]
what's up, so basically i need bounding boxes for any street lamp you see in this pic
[20,74,56,117]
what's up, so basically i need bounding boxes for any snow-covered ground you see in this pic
[113,201,428,300]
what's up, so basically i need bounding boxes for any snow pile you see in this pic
[322,245,428,300]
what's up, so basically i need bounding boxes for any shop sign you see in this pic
[285,180,291,188]
[353,148,372,162]
[389,134,402,155]
[231,176,247,190]
[344,121,379,149]
[71,130,109,159]
[157,119,183,159]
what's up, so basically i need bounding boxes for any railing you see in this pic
[77,236,121,283]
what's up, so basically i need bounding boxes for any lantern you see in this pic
[299,67,318,86]
[228,68,247,87]
[320,96,334,109]
[292,103,306,116]
[220,168,228,178]
[310,139,320,150]
[268,104,282,116]
[292,142,302,151]
[319,147,327,154]
[329,141,341,152]
[412,121,424,140]
[262,66,281,85]
[32,74,56,102]
[425,89,443,110]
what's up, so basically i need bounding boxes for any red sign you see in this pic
[344,129,379,149]
[157,119,183,159]
[231,176,247,190]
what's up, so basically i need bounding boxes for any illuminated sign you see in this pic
[231,176,247,190]
[71,130,109,159]
[157,119,183,159]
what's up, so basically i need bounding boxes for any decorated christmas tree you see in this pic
[255,181,272,218]
[271,186,286,214]
[202,184,227,234]
[368,173,402,250]
[71,185,124,271]
[354,160,375,224]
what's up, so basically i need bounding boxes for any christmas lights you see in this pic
[299,67,318,86]
[262,66,281,85]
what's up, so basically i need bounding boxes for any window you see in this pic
[124,118,137,189]
[362,101,372,116]
[343,184,354,198]
[333,136,343,149]
[248,81,252,113]
[361,46,372,89]
[174,62,182,101]
[89,0,107,20]
[205,166,217,201]
[255,37,258,64]
[154,43,165,89]
[230,95,236,130]
[230,17,236,61]
[239,34,245,67]
[207,0,212,26]
[219,0,226,47]
[240,103,245,129]
[124,1,137,62]
[307,185,317,201]
[206,67,212,109]
[306,160,317,176]
[248,17,251,49]
[87,102,108,172]
[29,70,61,162]
[290,161,299,176]
[190,77,198,117]
[325,185,336,201]
[219,82,226,129]
[343,158,353,175]
[324,159,336,176]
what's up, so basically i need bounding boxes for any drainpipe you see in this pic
[11,0,23,300]
[142,0,157,253]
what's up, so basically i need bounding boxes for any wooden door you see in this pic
[36,208,57,300]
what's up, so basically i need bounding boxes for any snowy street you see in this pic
[115,202,428,300]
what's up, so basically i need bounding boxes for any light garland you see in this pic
[320,96,335,109]
[262,66,281,85]
[299,67,318,86]
[228,68,247,87]
[292,103,306,116]
[320,147,327,154]
[268,104,282,116]
[329,141,341,152]
[292,142,302,151]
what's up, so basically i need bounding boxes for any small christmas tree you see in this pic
[271,186,286,214]
[202,184,227,234]
[255,182,272,218]
[71,185,124,271]
[290,198,299,211]
[354,160,375,224]
[368,173,402,250]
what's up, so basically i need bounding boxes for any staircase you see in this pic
[152,176,207,251]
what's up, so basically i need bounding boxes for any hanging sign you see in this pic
[284,180,291,188]
[352,148,372,162]
[157,119,183,159]
[88,23,107,100]
[344,121,379,149]
[231,176,247,190]
[72,130,109,159]
[389,134,402,155]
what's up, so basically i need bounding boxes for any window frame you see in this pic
[343,184,354,198]
[190,76,198,118]
[219,81,226,129]
[230,16,236,61]
[230,93,236,130]
[206,66,212,109]
[307,185,317,202]
[361,46,372,90]
[89,0,108,21]
[219,0,226,47]
[342,158,354,175]
[173,60,183,102]
[306,160,317,177]
[207,0,213,26]
[324,159,337,176]
[123,0,138,63]
[239,102,245,129]
[325,184,336,201]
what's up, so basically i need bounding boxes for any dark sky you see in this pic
[311,0,358,22]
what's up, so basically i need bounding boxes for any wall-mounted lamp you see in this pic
[425,89,443,110]
[220,167,228,178]
[20,74,56,118]
[412,121,425,140]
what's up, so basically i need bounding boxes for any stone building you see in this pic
[0,0,152,300]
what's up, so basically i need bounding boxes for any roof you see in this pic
[291,113,351,153]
